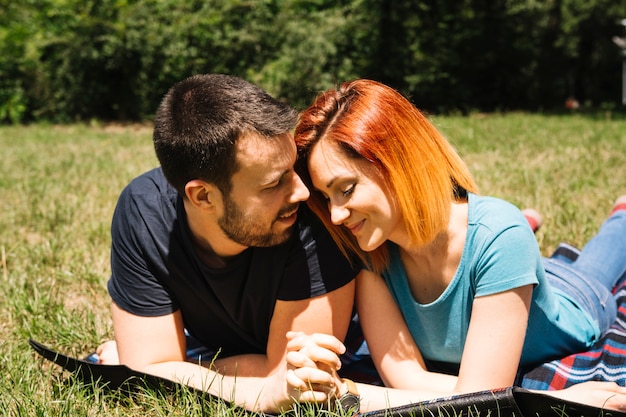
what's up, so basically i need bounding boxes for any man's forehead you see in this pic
[233,132,295,182]
[236,132,274,155]
[236,132,293,158]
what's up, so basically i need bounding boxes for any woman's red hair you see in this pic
[295,79,478,274]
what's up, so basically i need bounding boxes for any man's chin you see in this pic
[247,226,294,248]
[270,226,295,246]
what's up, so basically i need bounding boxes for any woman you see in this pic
[286,79,626,412]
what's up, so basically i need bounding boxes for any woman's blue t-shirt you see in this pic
[383,193,598,367]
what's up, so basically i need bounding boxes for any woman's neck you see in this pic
[398,201,469,304]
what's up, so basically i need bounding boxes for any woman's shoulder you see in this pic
[468,193,528,231]
[469,193,519,211]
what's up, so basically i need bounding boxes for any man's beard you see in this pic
[218,193,297,247]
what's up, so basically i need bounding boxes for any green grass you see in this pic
[434,112,626,253]
[1,113,625,416]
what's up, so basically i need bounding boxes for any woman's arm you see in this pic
[287,271,532,401]
[286,274,626,412]
[356,270,458,392]
[456,285,532,392]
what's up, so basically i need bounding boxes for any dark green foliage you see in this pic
[2,0,626,123]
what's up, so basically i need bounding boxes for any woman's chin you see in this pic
[357,238,384,252]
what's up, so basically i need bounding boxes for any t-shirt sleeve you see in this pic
[107,181,179,316]
[472,224,541,298]
[276,209,360,300]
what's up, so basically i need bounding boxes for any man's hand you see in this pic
[95,340,119,365]
[284,332,346,403]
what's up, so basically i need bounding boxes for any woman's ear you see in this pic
[184,180,220,210]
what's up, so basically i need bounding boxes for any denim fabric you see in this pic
[544,211,626,334]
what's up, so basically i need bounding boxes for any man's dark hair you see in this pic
[153,74,298,196]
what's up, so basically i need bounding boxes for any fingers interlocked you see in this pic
[285,332,346,403]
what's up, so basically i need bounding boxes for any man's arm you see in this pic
[111,303,187,368]
[111,278,355,412]
[111,302,283,411]
[215,278,355,375]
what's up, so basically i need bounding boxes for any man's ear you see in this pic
[184,180,220,210]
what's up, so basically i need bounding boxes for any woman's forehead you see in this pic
[308,140,354,185]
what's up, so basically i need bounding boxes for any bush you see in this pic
[2,0,626,123]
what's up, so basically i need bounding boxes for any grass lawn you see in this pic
[1,112,625,415]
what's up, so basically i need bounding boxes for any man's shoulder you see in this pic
[292,204,358,268]
[113,167,179,235]
[292,204,329,243]
[273,204,359,300]
[295,203,327,229]
[118,168,178,211]
[124,167,174,195]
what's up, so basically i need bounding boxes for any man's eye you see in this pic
[266,177,285,190]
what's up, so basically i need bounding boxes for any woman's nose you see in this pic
[329,203,349,225]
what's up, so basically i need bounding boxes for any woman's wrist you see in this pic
[336,378,360,414]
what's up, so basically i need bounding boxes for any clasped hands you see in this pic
[285,331,349,405]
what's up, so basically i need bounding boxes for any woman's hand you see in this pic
[285,332,346,403]
[545,381,626,411]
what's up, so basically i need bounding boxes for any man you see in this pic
[102,74,359,412]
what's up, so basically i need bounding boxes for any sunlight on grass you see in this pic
[434,113,626,252]
[1,114,625,416]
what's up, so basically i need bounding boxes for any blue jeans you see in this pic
[543,211,626,334]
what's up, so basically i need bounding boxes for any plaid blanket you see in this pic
[520,279,626,390]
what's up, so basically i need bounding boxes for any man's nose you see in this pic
[289,173,310,203]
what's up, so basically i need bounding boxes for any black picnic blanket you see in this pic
[30,338,626,416]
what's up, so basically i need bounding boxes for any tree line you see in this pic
[1,0,625,124]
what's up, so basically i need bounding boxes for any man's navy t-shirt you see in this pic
[108,168,358,358]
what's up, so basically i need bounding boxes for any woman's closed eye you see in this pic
[315,183,355,205]
[342,184,355,197]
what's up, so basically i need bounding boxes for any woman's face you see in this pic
[307,138,402,252]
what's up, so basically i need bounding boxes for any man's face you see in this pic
[217,132,310,247]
